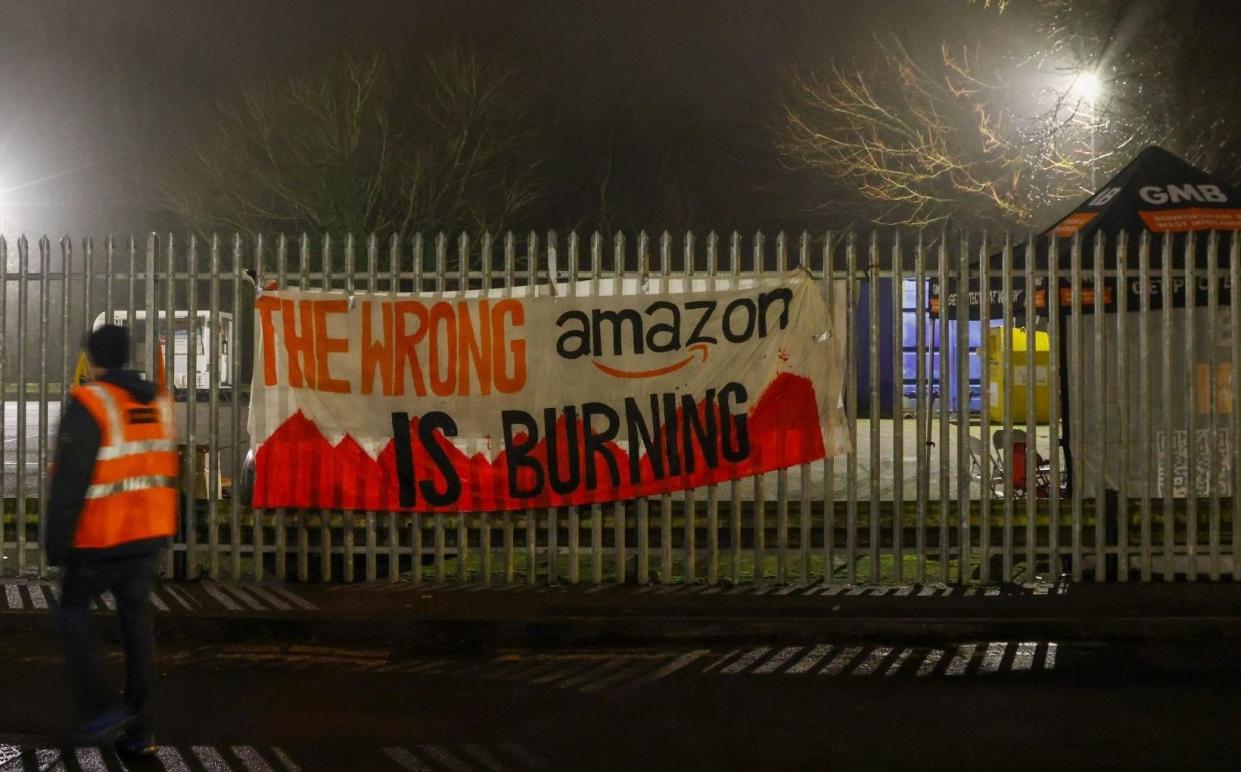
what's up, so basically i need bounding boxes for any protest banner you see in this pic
[248,270,849,512]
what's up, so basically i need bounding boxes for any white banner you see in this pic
[249,270,849,511]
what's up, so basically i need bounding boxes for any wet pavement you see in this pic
[0,632,1239,770]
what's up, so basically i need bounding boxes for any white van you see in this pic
[91,310,233,395]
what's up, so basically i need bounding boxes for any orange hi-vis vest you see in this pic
[70,381,179,549]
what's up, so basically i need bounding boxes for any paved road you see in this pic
[0,632,1238,770]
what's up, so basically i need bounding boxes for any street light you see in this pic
[1072,70,1104,189]
[1072,71,1102,104]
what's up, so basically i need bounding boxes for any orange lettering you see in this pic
[313,300,351,394]
[491,299,526,393]
[428,302,457,397]
[361,301,394,396]
[457,300,492,395]
[281,299,316,389]
[394,301,429,396]
[256,295,281,386]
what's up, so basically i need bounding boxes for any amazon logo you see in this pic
[554,289,792,379]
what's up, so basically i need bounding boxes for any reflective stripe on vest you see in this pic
[71,380,179,549]
[85,474,179,499]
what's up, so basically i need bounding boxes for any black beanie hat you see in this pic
[87,324,129,369]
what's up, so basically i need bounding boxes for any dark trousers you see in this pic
[56,553,158,737]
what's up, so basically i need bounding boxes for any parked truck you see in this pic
[91,310,234,399]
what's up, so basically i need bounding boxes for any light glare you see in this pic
[1073,71,1102,103]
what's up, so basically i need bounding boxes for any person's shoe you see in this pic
[76,709,133,745]
[116,731,157,758]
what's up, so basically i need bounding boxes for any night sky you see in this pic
[0,1,1232,237]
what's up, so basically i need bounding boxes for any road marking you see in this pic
[700,649,741,675]
[384,747,433,771]
[418,745,473,772]
[1044,642,1058,670]
[557,659,627,689]
[884,648,914,676]
[268,586,317,610]
[786,644,833,674]
[916,649,945,677]
[24,585,48,610]
[0,744,21,767]
[980,642,1008,674]
[845,587,867,596]
[272,747,301,772]
[721,646,772,674]
[97,592,114,611]
[244,587,293,611]
[155,746,192,772]
[74,747,107,772]
[202,583,242,611]
[232,745,275,771]
[221,585,267,611]
[753,646,803,674]
[498,743,544,768]
[528,660,598,685]
[163,585,198,610]
[1012,642,1038,672]
[193,745,234,772]
[499,661,561,681]
[945,644,978,676]
[461,744,508,772]
[819,646,862,675]
[852,647,893,676]
[579,659,654,693]
[4,586,22,609]
[633,649,708,685]
[149,591,170,612]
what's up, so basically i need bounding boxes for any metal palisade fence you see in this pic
[1,230,1238,585]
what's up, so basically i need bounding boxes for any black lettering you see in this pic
[719,382,750,461]
[624,395,664,483]
[502,410,544,498]
[685,300,718,346]
[545,406,582,495]
[555,310,591,359]
[127,407,157,425]
[582,402,621,490]
[592,308,645,356]
[644,301,681,353]
[757,288,792,336]
[661,392,682,476]
[417,411,461,507]
[391,411,416,507]
[722,298,756,342]
[681,390,718,472]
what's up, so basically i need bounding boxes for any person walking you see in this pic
[44,324,179,756]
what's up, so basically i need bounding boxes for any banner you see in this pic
[248,271,849,512]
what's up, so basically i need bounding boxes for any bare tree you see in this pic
[161,44,547,244]
[778,33,1093,230]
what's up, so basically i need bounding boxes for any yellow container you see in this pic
[986,327,1051,424]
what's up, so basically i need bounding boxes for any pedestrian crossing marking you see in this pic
[721,647,773,675]
[819,646,862,675]
[786,644,833,674]
[852,646,893,675]
[917,649,945,677]
[753,646,802,674]
[699,641,1059,679]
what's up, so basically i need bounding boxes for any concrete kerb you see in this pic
[4,580,1241,650]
